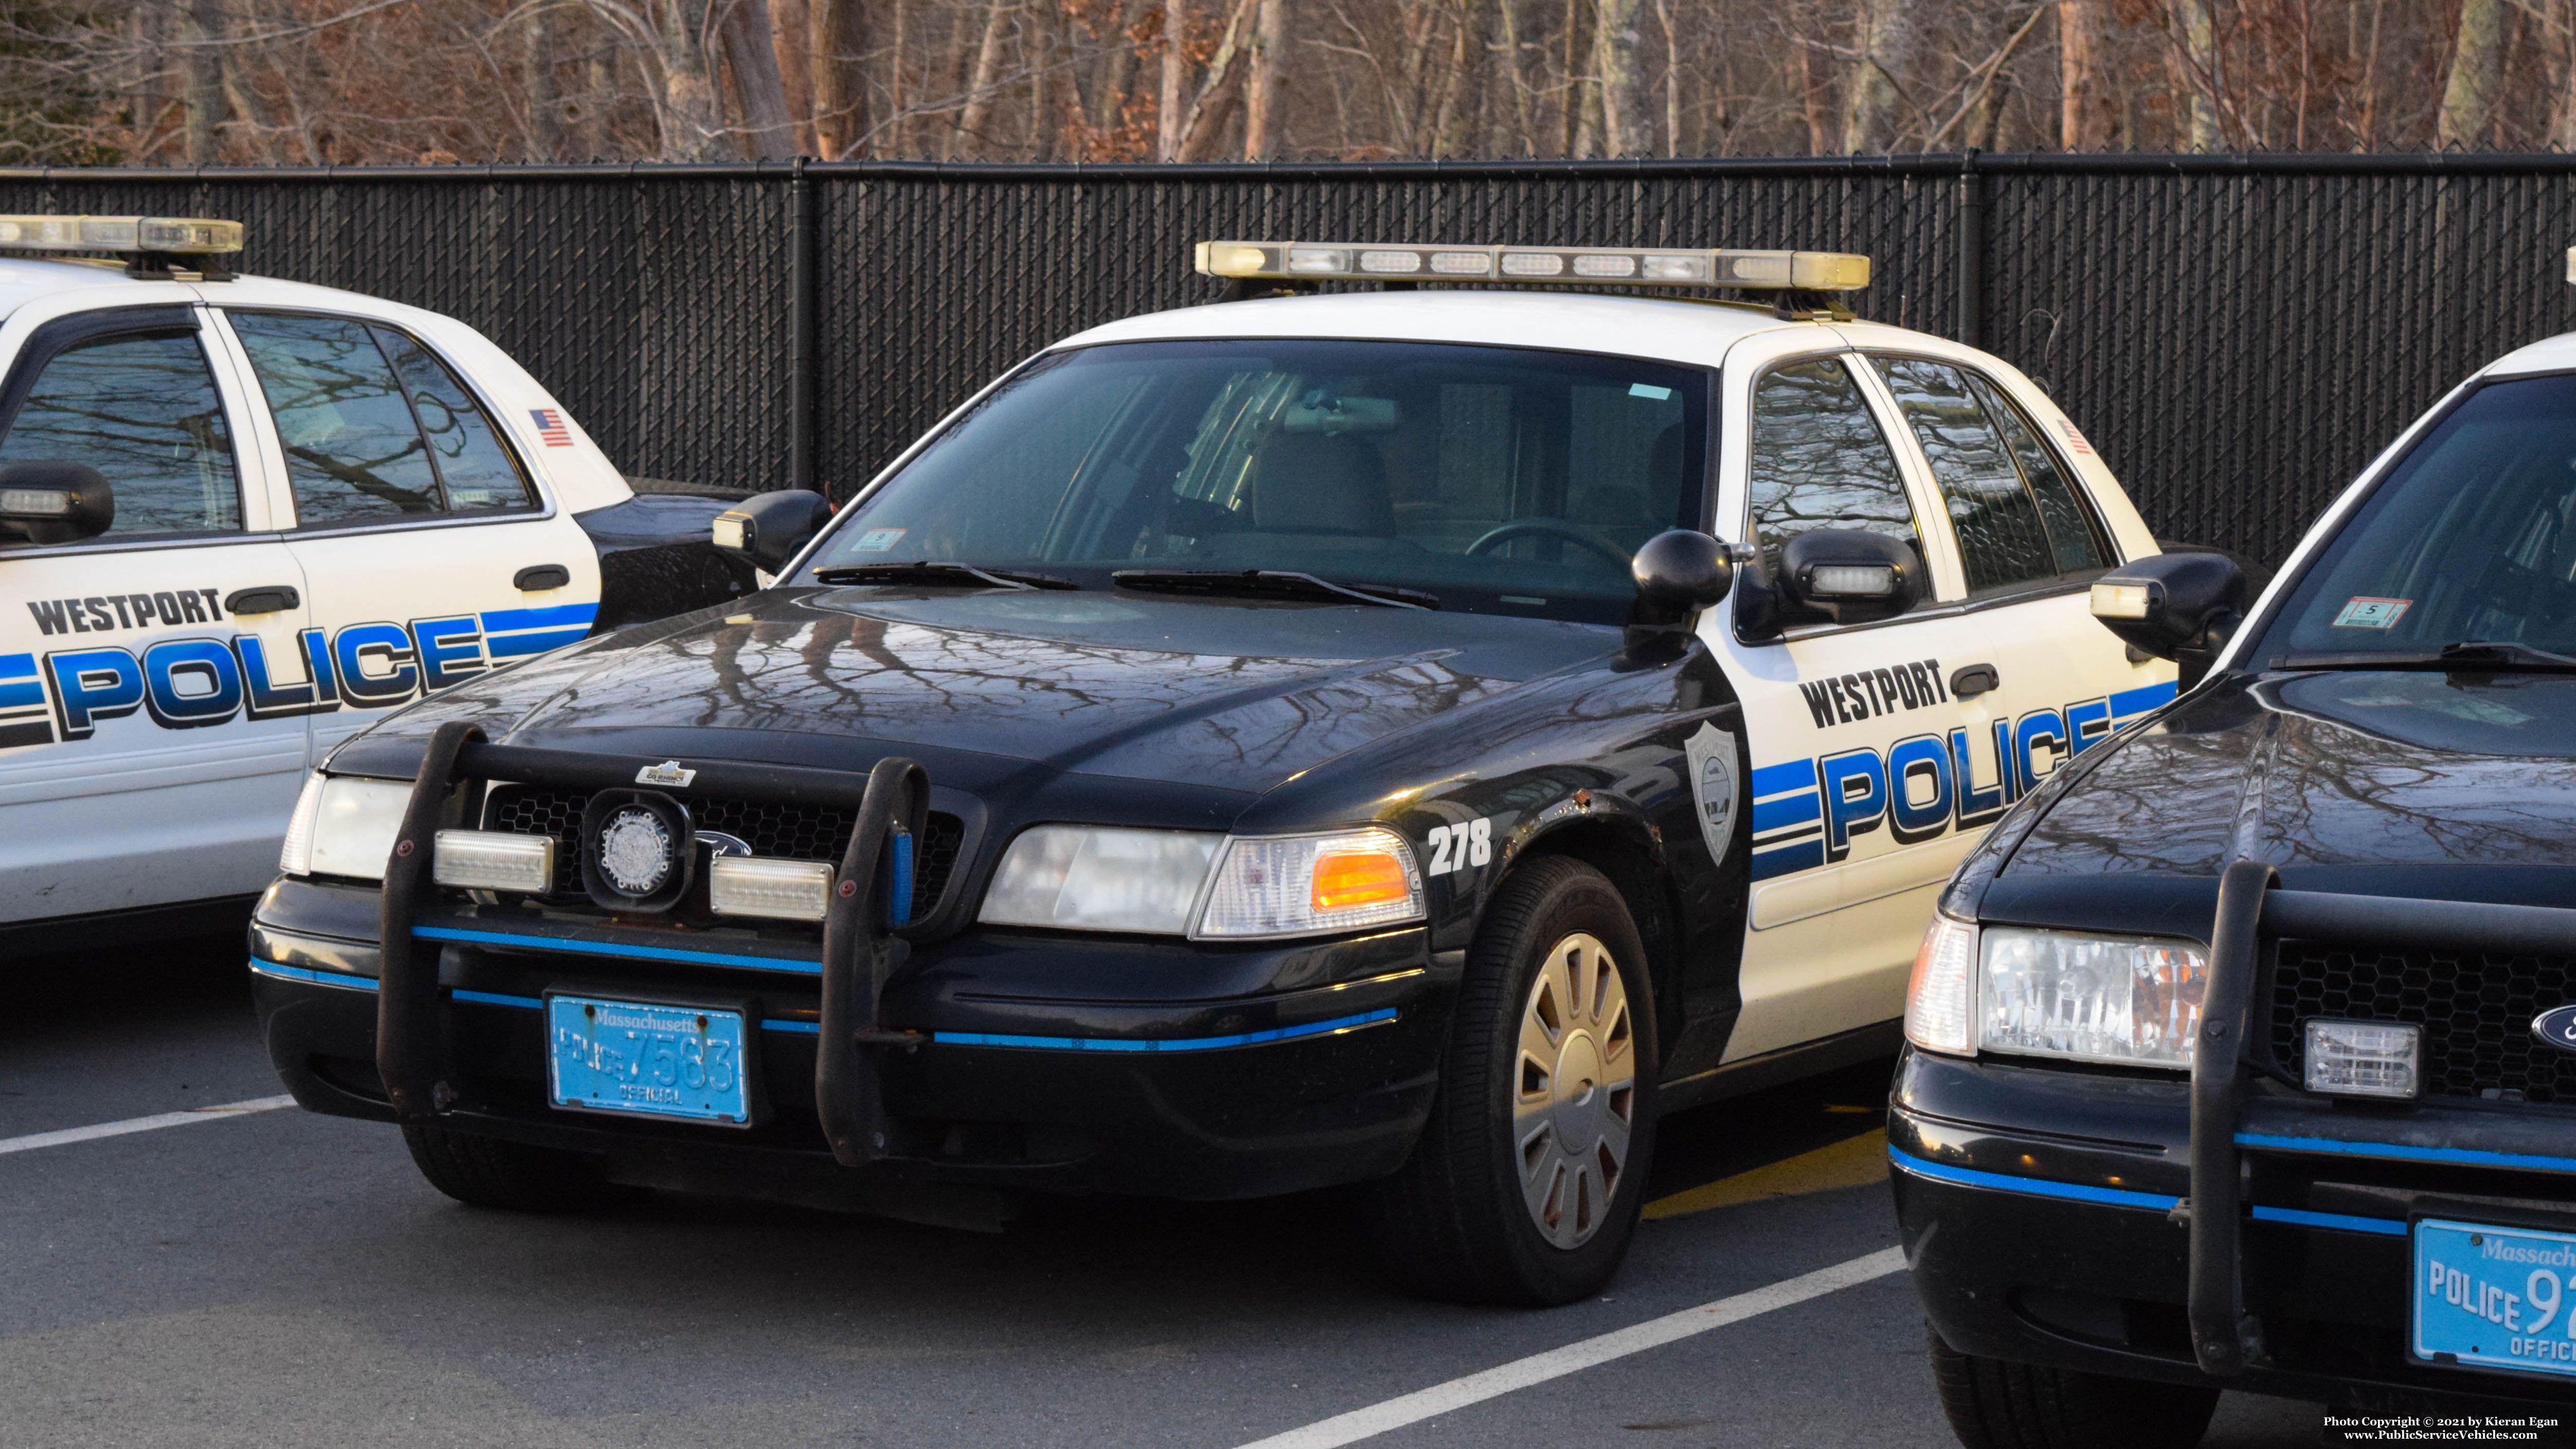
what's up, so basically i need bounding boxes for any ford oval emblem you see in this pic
[2534,1005,2576,1054]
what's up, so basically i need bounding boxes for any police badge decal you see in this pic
[1683,721,1741,866]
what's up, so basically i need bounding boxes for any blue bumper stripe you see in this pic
[452,988,542,1010]
[2238,1131,2576,1177]
[934,1007,1397,1053]
[410,925,821,975]
[1890,1144,2404,1234]
[252,958,379,992]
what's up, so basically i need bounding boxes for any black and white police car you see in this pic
[0,216,750,950]
[253,237,2173,1304]
[1897,307,2576,1437]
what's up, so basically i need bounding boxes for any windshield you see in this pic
[798,339,1708,624]
[2262,373,2576,661]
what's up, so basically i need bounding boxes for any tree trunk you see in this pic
[2438,0,2506,147]
[1498,0,1536,156]
[1795,6,1830,154]
[2056,0,2094,150]
[1158,3,1186,160]
[810,0,869,157]
[721,0,799,159]
[1595,0,1648,155]
[769,0,818,153]
[952,0,1015,159]
[181,0,222,163]
[1242,0,1286,158]
[1841,0,1922,153]
[2550,0,2576,149]
[524,1,562,160]
[2166,0,2219,149]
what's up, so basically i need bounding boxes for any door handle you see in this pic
[513,564,572,592]
[224,585,300,616]
[1949,663,2000,698]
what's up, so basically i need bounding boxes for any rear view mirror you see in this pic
[1629,529,1734,628]
[2090,550,2247,690]
[712,489,834,575]
[0,460,112,545]
[1777,529,1925,624]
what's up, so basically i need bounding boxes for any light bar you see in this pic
[433,829,556,893]
[0,215,241,256]
[1196,240,1869,292]
[2303,1018,2420,1099]
[709,855,835,921]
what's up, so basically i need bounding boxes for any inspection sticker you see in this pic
[852,528,908,552]
[2333,596,2412,630]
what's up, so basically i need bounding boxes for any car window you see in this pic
[798,339,1706,626]
[0,329,240,540]
[1745,357,1921,579]
[1873,357,2058,595]
[230,312,535,526]
[1965,372,2107,575]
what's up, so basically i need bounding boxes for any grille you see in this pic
[481,785,963,921]
[2268,942,2576,1105]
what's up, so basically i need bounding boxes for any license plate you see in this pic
[2413,1218,2576,1381]
[546,995,751,1125]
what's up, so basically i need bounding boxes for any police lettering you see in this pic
[26,588,222,635]
[1798,658,1947,727]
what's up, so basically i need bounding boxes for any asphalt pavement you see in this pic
[0,938,2327,1448]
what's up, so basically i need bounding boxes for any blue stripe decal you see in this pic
[763,1019,821,1034]
[452,989,542,1010]
[1750,759,1819,797]
[2237,1131,2576,1177]
[934,1007,1397,1053]
[1751,793,1821,832]
[480,603,598,632]
[0,681,42,709]
[2109,681,2178,719]
[2250,1205,2408,1237]
[0,651,32,677]
[1749,839,1824,881]
[484,628,592,658]
[411,925,821,975]
[1889,1143,2181,1211]
[251,957,380,992]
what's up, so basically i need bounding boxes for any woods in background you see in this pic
[2,0,2572,166]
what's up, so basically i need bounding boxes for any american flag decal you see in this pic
[531,408,573,447]
[2055,418,2094,456]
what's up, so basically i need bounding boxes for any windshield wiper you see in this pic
[2274,640,2576,673]
[812,560,1079,591]
[1111,569,1437,610]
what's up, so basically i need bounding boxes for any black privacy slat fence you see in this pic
[4,153,2572,566]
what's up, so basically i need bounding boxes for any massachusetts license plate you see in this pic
[546,995,751,1125]
[2413,1218,2576,1381]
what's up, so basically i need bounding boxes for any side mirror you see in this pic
[1629,529,1734,627]
[712,489,833,575]
[1777,529,1925,624]
[0,460,113,545]
[2090,550,2247,690]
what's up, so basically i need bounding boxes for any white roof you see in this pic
[1056,289,1849,368]
[2481,330,2576,378]
[0,256,436,326]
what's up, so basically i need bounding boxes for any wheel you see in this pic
[1369,855,1658,1305]
[401,1123,625,1213]
[1927,1328,2220,1449]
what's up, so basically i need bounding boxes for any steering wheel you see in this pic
[1463,519,1634,569]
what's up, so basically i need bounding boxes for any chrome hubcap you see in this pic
[1512,931,1636,1250]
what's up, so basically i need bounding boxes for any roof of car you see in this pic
[0,257,398,319]
[1056,289,1852,368]
[2482,329,2576,379]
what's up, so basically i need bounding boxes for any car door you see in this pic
[1707,342,2006,1064]
[0,302,319,926]
[212,309,601,758]
[1862,351,2173,819]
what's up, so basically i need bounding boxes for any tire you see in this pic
[401,1124,625,1213]
[1928,1328,2220,1449]
[1368,855,1659,1307]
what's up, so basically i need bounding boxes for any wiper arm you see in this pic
[2274,640,2576,672]
[812,560,1079,591]
[1111,568,1437,610]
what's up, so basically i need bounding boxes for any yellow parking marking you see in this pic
[1642,1128,1889,1220]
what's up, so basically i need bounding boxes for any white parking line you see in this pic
[0,1095,299,1157]
[1233,1246,1909,1449]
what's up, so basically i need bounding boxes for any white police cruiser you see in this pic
[258,238,2177,1304]
[0,216,750,949]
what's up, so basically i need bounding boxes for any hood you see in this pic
[331,585,1622,815]
[2002,668,2576,902]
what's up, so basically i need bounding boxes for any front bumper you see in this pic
[1892,1047,2576,1413]
[255,874,1454,1204]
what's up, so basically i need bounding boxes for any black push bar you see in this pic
[816,756,929,1167]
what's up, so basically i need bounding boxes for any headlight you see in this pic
[280,774,415,882]
[979,826,1223,934]
[1978,927,2208,1069]
[1194,827,1423,939]
[1904,912,1979,1056]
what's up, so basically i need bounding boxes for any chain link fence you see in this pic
[2,156,2570,565]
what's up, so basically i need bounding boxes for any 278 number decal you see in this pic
[1424,817,1493,877]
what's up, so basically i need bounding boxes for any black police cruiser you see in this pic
[253,237,2172,1304]
[1898,332,2576,1438]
